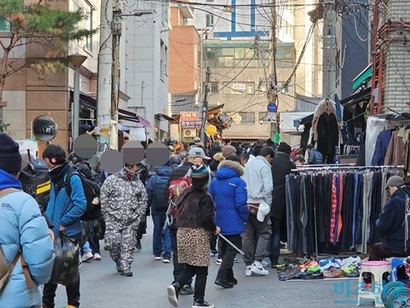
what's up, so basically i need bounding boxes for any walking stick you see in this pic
[218,234,245,256]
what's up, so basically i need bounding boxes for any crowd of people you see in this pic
[0,131,409,308]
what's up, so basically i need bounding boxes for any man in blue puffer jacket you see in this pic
[42,144,87,308]
[0,132,55,308]
[208,157,248,288]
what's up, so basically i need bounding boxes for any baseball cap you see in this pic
[188,147,211,160]
[193,137,201,142]
[257,201,270,222]
[385,176,405,189]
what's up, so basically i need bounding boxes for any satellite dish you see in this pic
[32,115,58,142]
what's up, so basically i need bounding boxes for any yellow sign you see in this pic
[206,125,217,135]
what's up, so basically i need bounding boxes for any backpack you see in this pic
[167,171,192,225]
[64,170,102,221]
[152,175,170,212]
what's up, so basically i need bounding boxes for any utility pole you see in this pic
[268,1,279,135]
[111,0,122,150]
[322,0,337,100]
[200,67,210,144]
[96,0,112,155]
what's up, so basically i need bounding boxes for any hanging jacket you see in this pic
[146,166,172,215]
[208,160,248,235]
[0,169,55,308]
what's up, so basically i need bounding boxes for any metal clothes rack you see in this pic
[287,165,404,259]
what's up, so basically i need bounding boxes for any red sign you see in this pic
[180,112,199,121]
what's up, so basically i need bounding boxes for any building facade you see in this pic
[2,0,100,151]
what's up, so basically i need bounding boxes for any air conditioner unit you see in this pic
[183,129,195,138]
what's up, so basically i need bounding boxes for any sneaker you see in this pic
[216,258,222,265]
[154,255,161,261]
[193,299,214,308]
[245,265,253,277]
[234,257,238,263]
[120,270,133,277]
[93,253,102,261]
[179,284,194,295]
[167,284,179,307]
[261,260,270,267]
[251,261,269,276]
[210,249,218,257]
[81,252,93,262]
[104,245,110,251]
[214,278,233,288]
[163,257,171,263]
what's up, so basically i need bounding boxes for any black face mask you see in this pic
[48,162,68,182]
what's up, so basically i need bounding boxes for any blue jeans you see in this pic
[270,216,281,263]
[152,214,171,258]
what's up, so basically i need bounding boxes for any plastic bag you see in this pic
[48,232,79,286]
[93,217,106,240]
[80,221,90,247]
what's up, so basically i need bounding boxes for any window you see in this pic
[160,40,165,80]
[0,18,10,32]
[210,82,219,93]
[85,2,93,51]
[259,112,267,121]
[246,82,255,94]
[206,14,214,27]
[238,112,255,124]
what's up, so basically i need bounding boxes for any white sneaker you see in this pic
[81,252,93,262]
[154,256,161,261]
[216,258,222,265]
[245,265,253,277]
[93,253,102,261]
[251,261,269,276]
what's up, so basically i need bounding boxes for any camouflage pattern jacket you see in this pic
[100,169,148,228]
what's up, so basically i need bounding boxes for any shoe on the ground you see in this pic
[81,252,93,262]
[270,259,280,268]
[323,268,344,278]
[119,270,133,277]
[251,261,269,276]
[193,299,214,308]
[93,253,102,261]
[136,240,142,251]
[154,255,161,260]
[167,284,179,307]
[104,245,110,251]
[216,258,222,265]
[234,257,238,263]
[210,249,218,257]
[227,276,238,285]
[245,265,253,277]
[163,257,171,263]
[261,260,270,267]
[179,284,194,295]
[214,278,234,288]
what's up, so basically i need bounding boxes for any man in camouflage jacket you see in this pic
[100,163,148,277]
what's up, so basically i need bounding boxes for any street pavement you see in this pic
[53,222,375,308]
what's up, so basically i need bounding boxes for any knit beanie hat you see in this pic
[277,142,292,155]
[222,145,236,158]
[0,133,22,174]
[191,164,209,182]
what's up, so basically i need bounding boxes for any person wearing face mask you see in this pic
[41,144,87,308]
[100,163,148,277]
[368,176,410,261]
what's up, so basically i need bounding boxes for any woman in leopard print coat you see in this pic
[167,164,220,308]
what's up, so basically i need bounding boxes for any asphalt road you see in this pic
[52,221,375,308]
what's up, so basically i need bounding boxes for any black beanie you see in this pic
[277,142,292,155]
[0,133,22,174]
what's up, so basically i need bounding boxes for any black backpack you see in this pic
[64,170,102,221]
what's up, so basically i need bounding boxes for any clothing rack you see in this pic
[286,165,404,259]
[291,165,404,173]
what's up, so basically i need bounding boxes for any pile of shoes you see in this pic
[278,258,323,281]
[320,256,362,279]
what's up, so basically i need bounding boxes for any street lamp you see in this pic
[68,53,88,141]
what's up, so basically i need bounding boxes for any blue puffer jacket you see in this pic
[208,160,248,235]
[46,163,87,236]
[0,169,55,308]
